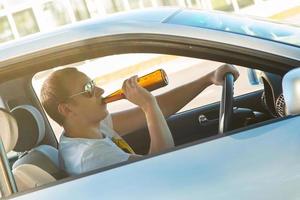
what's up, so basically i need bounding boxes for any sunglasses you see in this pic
[67,80,96,99]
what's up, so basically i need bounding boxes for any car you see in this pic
[0,7,300,199]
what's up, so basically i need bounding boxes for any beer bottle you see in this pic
[103,69,168,103]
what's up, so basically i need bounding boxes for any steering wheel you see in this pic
[218,73,234,135]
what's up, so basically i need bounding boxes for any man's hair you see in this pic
[40,67,80,126]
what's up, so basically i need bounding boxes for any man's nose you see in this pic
[95,87,104,97]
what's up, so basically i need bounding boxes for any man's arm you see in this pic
[111,64,239,136]
[115,76,174,153]
[142,100,174,154]
[111,72,212,135]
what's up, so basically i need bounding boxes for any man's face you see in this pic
[65,71,108,124]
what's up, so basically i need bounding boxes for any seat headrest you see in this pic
[0,108,18,153]
[11,105,45,152]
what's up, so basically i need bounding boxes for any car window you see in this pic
[32,53,263,139]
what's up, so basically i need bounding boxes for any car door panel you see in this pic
[124,90,269,154]
[12,115,300,200]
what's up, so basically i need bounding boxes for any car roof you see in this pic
[0,8,299,64]
[166,9,300,48]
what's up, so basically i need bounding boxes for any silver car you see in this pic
[0,8,300,200]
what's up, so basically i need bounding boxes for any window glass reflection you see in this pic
[237,0,254,9]
[0,16,14,43]
[103,0,125,13]
[142,0,153,7]
[157,0,178,6]
[129,0,141,9]
[129,0,153,9]
[0,3,4,11]
[84,0,102,17]
[70,0,91,21]
[185,0,202,8]
[41,1,71,27]
[13,9,39,37]
[4,0,28,8]
[211,0,234,11]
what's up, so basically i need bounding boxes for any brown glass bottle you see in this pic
[103,69,168,103]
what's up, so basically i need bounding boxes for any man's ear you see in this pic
[58,103,72,117]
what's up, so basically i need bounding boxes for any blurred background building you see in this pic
[0,0,300,45]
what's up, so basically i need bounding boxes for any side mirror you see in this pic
[247,69,261,85]
[282,68,300,115]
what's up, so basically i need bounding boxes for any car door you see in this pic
[125,89,267,154]
[10,115,300,200]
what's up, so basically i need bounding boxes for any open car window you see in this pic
[32,53,263,139]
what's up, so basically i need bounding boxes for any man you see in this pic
[40,64,239,175]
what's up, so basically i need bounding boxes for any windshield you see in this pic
[166,10,300,47]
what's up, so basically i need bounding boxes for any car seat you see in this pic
[11,105,67,180]
[0,108,55,192]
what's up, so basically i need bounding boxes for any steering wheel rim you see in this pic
[219,73,234,135]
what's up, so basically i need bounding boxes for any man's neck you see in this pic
[63,120,104,139]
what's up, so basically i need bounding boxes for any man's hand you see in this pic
[121,75,174,153]
[209,64,240,86]
[122,76,157,112]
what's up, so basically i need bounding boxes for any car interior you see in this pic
[0,49,293,196]
[124,66,285,154]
